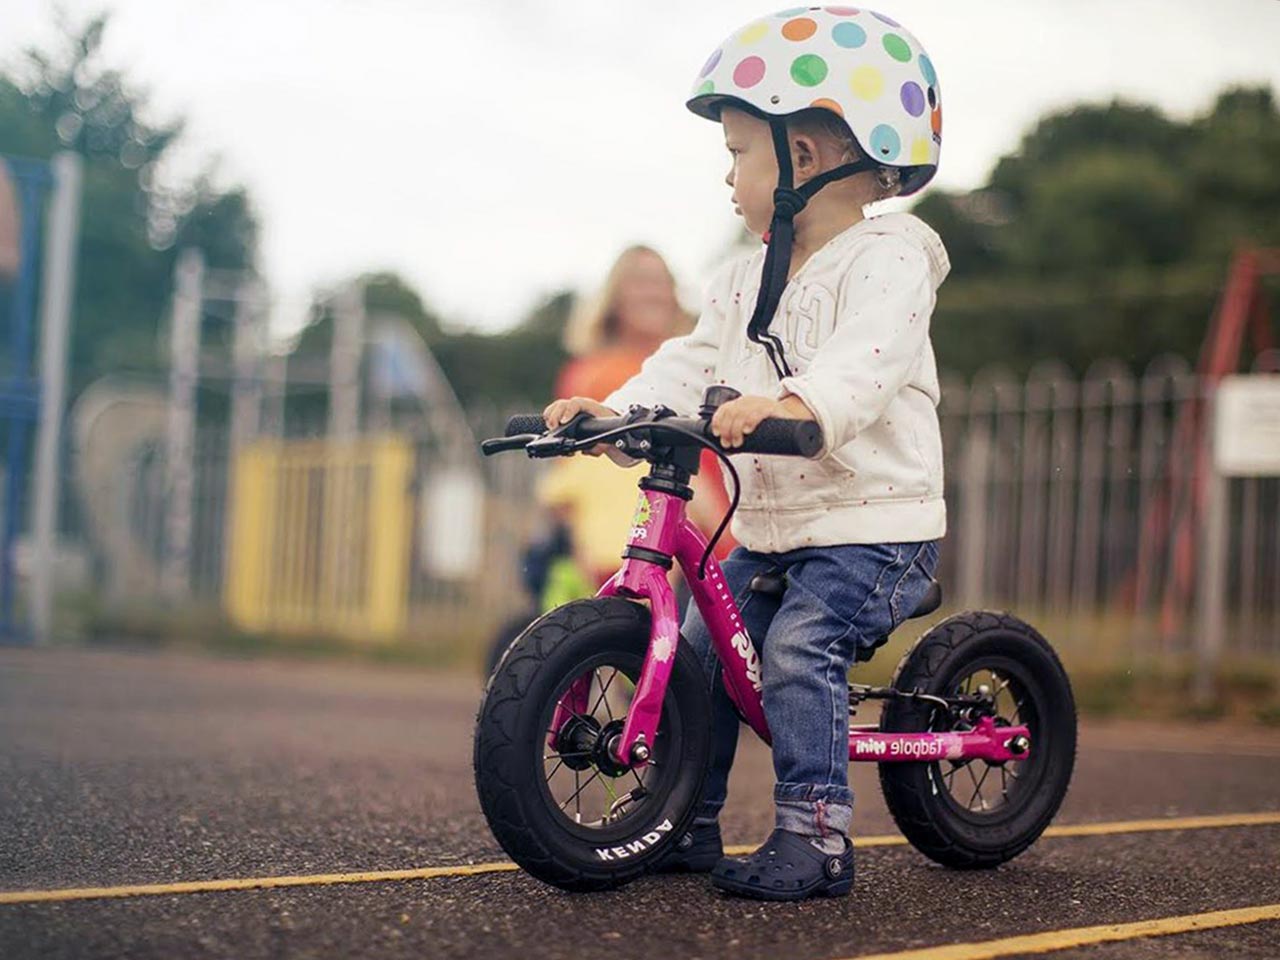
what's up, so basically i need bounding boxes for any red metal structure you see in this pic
[1150,248,1280,638]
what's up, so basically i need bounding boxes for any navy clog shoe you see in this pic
[653,822,724,873]
[710,828,854,901]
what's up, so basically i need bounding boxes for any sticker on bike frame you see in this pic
[651,635,674,663]
[730,630,763,692]
[628,495,653,542]
[851,735,957,761]
[594,818,673,861]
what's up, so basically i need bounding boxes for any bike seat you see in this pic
[750,572,941,619]
[747,571,787,598]
[908,580,942,620]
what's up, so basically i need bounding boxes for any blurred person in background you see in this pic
[489,246,737,674]
[542,244,738,578]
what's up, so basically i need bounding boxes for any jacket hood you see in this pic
[855,212,951,288]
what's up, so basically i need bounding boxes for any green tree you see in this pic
[0,14,259,391]
[921,88,1280,375]
[431,290,573,408]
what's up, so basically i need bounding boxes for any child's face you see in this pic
[721,107,779,237]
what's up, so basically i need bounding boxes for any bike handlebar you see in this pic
[497,411,823,459]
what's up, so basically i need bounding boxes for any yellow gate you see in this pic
[223,436,413,640]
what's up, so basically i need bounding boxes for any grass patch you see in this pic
[61,596,1280,725]
[75,598,485,671]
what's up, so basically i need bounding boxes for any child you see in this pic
[544,7,948,901]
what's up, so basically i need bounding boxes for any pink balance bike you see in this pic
[474,387,1076,892]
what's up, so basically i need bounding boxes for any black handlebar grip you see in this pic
[735,418,823,458]
[505,414,549,437]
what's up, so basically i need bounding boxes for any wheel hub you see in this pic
[555,715,600,771]
[554,716,633,777]
[592,719,631,778]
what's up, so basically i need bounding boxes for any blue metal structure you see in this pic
[0,155,52,643]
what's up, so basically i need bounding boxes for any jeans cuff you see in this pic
[774,797,853,839]
[773,781,854,807]
[696,799,724,822]
[773,782,854,838]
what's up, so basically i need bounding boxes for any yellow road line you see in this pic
[727,810,1280,855]
[1040,809,1280,839]
[3,810,1278,907]
[0,862,522,905]
[840,902,1280,960]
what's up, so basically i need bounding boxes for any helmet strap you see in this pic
[745,118,878,381]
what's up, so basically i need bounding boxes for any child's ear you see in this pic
[791,134,820,182]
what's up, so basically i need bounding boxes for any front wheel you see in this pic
[878,611,1077,869]
[483,608,537,677]
[473,598,711,891]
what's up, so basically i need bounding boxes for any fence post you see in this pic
[1194,385,1227,705]
[957,423,990,607]
[162,248,205,601]
[328,282,364,440]
[230,280,264,453]
[30,153,82,644]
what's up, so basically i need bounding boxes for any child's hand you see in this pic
[542,397,620,458]
[711,393,815,449]
[711,396,787,449]
[543,396,617,429]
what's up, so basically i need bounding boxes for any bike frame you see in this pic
[548,484,1032,770]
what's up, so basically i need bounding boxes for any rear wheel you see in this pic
[878,611,1076,869]
[474,598,711,891]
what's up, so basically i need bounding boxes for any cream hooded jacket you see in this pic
[603,212,950,553]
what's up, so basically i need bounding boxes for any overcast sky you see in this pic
[4,0,1280,338]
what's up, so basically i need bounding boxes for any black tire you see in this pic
[473,598,711,891]
[484,609,538,677]
[878,610,1076,869]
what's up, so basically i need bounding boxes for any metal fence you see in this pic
[93,403,543,646]
[69,359,1279,664]
[940,355,1278,662]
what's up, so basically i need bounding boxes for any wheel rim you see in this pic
[535,653,681,842]
[926,656,1046,822]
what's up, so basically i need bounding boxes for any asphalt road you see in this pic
[1,646,1278,960]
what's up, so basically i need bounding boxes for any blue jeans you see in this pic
[681,540,940,841]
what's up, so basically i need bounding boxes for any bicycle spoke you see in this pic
[968,763,992,810]
[593,669,619,723]
[964,760,982,798]
[560,768,599,814]
[541,661,659,829]
[992,674,1011,700]
[585,669,606,717]
[927,666,1036,815]
[561,767,603,816]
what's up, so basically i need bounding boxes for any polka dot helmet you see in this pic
[688,7,942,196]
